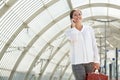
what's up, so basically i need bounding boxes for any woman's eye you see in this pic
[74,14,78,16]
[74,13,81,16]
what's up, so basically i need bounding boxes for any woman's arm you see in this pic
[91,27,100,69]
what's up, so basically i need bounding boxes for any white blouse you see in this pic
[65,25,100,65]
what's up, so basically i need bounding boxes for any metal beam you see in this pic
[0,0,17,17]
[24,29,68,80]
[49,51,69,80]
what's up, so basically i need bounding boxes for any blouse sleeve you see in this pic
[65,28,79,43]
[90,27,100,64]
[65,29,71,41]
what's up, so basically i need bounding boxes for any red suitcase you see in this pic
[86,72,108,80]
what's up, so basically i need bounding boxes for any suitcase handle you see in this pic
[95,69,99,74]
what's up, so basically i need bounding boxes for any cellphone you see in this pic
[71,19,75,23]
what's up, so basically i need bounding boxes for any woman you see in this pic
[65,9,100,80]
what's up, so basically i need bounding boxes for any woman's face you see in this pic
[72,10,82,23]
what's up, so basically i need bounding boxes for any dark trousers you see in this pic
[72,62,94,80]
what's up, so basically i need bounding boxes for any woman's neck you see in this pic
[75,23,83,31]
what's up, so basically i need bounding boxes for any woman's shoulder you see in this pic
[83,24,93,30]
[65,28,72,35]
[65,27,75,32]
[83,24,95,33]
[65,28,71,33]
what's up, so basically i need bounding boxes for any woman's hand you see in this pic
[93,63,100,70]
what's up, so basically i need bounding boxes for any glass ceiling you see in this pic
[0,0,120,80]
